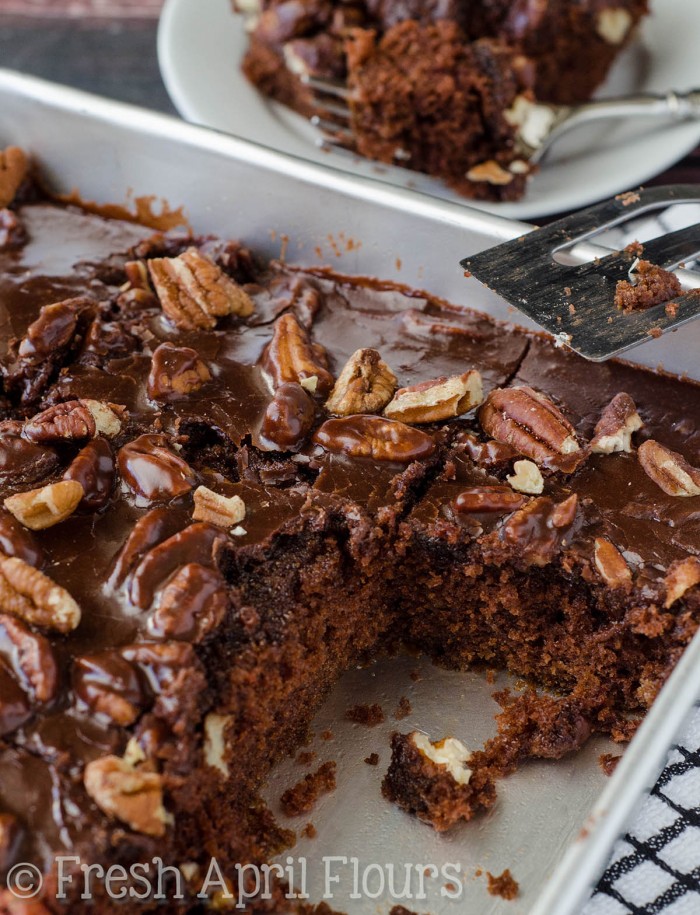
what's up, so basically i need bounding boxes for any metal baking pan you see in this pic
[1,68,699,915]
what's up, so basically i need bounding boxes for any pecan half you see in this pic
[128,523,225,610]
[64,438,115,511]
[593,538,632,589]
[0,812,22,873]
[314,415,435,463]
[192,486,245,529]
[147,342,211,401]
[454,486,526,513]
[148,563,229,642]
[22,399,124,443]
[257,382,316,452]
[261,312,334,396]
[664,557,700,608]
[149,247,254,330]
[590,393,643,454]
[325,348,397,416]
[0,207,27,249]
[384,371,483,424]
[0,613,57,736]
[118,435,196,503]
[479,386,584,472]
[0,511,43,568]
[108,508,184,589]
[0,613,57,703]
[73,652,145,726]
[23,401,94,443]
[0,555,81,633]
[507,459,544,494]
[17,300,79,363]
[638,440,700,497]
[84,754,168,837]
[4,480,84,531]
[501,494,578,566]
[0,146,28,208]
[0,422,58,486]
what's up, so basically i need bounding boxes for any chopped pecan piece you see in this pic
[590,393,643,454]
[4,480,84,531]
[73,651,145,726]
[593,538,632,589]
[314,415,435,463]
[148,563,229,642]
[83,754,169,837]
[384,371,483,424]
[479,386,584,473]
[456,432,520,468]
[325,348,397,416]
[64,438,115,511]
[149,247,254,330]
[638,440,700,497]
[0,555,81,632]
[192,486,245,529]
[257,382,316,452]
[664,557,700,608]
[147,342,211,401]
[118,435,196,503]
[454,486,526,513]
[507,459,544,495]
[261,312,334,396]
[501,494,578,566]
[0,146,28,208]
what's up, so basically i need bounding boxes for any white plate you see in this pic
[158,0,700,220]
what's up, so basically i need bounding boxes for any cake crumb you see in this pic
[364,752,380,766]
[321,729,334,741]
[394,696,412,720]
[616,190,640,206]
[346,703,385,726]
[297,750,316,766]
[647,326,663,339]
[409,669,422,682]
[665,300,679,318]
[301,822,317,839]
[390,907,423,915]
[614,259,681,314]
[475,868,483,878]
[486,869,519,900]
[280,761,337,816]
[599,752,621,776]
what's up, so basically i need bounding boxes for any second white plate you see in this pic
[158,0,700,220]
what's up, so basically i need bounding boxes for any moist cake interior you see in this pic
[0,168,698,914]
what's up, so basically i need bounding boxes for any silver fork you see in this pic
[300,75,700,165]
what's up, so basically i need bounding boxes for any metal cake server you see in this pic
[302,78,700,163]
[460,185,700,361]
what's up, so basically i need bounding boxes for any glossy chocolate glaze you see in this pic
[0,197,698,883]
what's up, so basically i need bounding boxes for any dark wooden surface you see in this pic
[1,4,699,219]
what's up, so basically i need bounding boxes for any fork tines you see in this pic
[300,73,356,150]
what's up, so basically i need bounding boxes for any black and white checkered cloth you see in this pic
[584,707,700,914]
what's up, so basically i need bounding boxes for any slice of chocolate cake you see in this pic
[382,731,496,831]
[234,0,648,200]
[1,147,700,912]
[344,24,533,201]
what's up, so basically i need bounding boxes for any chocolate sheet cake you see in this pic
[1,147,700,913]
[236,0,648,199]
